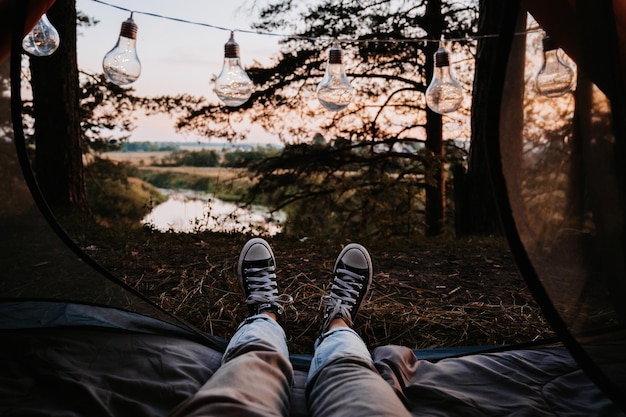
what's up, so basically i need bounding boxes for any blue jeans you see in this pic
[170,315,410,417]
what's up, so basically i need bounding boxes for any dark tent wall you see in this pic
[489,0,626,409]
[1,0,223,350]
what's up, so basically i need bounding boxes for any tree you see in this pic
[423,0,446,236]
[0,60,10,140]
[29,0,87,210]
[77,71,203,154]
[456,0,511,236]
[24,1,204,213]
[176,0,478,238]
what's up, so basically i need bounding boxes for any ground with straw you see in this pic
[82,227,555,354]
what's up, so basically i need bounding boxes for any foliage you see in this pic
[139,169,251,203]
[140,170,212,191]
[142,145,279,168]
[221,146,281,167]
[77,71,205,154]
[244,138,464,240]
[177,0,477,142]
[19,66,205,154]
[174,0,478,237]
[154,149,220,167]
[85,157,166,225]
[120,141,180,152]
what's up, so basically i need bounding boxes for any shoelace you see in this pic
[244,266,294,314]
[321,267,364,328]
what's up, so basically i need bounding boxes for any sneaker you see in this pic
[321,243,373,331]
[237,238,293,317]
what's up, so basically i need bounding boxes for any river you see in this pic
[142,189,284,235]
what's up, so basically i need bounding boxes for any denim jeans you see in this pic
[169,315,410,417]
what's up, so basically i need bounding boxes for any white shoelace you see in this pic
[321,267,364,328]
[244,266,293,314]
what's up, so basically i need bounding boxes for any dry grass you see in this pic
[78,155,556,353]
[83,228,555,354]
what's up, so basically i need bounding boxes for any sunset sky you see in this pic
[71,0,534,146]
[75,0,283,143]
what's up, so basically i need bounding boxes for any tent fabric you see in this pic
[375,344,626,416]
[488,1,626,408]
[1,303,623,416]
[2,0,626,414]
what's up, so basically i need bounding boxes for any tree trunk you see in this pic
[30,0,87,210]
[425,108,444,236]
[424,0,445,237]
[461,0,520,236]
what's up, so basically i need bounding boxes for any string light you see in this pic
[22,13,60,57]
[83,0,548,110]
[425,39,464,114]
[316,42,353,112]
[535,34,574,97]
[87,0,543,46]
[214,32,254,107]
[102,12,141,86]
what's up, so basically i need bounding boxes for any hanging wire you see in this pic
[88,0,543,45]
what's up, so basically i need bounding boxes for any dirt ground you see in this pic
[84,228,555,354]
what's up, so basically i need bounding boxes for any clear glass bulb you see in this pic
[425,46,464,114]
[316,43,353,112]
[535,35,575,97]
[214,32,253,107]
[22,13,60,57]
[102,14,141,86]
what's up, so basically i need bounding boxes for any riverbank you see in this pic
[142,188,284,235]
[103,151,253,203]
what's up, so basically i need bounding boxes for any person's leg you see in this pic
[306,243,411,417]
[169,238,294,417]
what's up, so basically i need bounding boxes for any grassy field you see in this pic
[104,151,247,178]
[103,151,169,165]
[103,151,252,197]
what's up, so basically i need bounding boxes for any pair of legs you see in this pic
[169,238,410,417]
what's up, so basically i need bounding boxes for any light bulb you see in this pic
[22,14,60,57]
[535,35,575,97]
[102,13,141,86]
[316,43,353,112]
[425,46,464,114]
[214,32,253,107]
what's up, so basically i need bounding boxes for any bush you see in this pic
[221,146,280,167]
[139,169,251,203]
[120,141,180,152]
[155,149,219,167]
[85,157,166,226]
[277,172,426,241]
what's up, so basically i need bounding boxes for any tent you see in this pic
[1,0,626,415]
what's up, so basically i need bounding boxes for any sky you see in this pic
[75,0,283,143]
[71,0,499,146]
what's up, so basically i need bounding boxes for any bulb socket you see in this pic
[224,34,240,58]
[542,35,558,52]
[120,17,137,39]
[329,47,343,64]
[434,47,449,67]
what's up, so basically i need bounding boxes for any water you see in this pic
[142,189,284,235]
